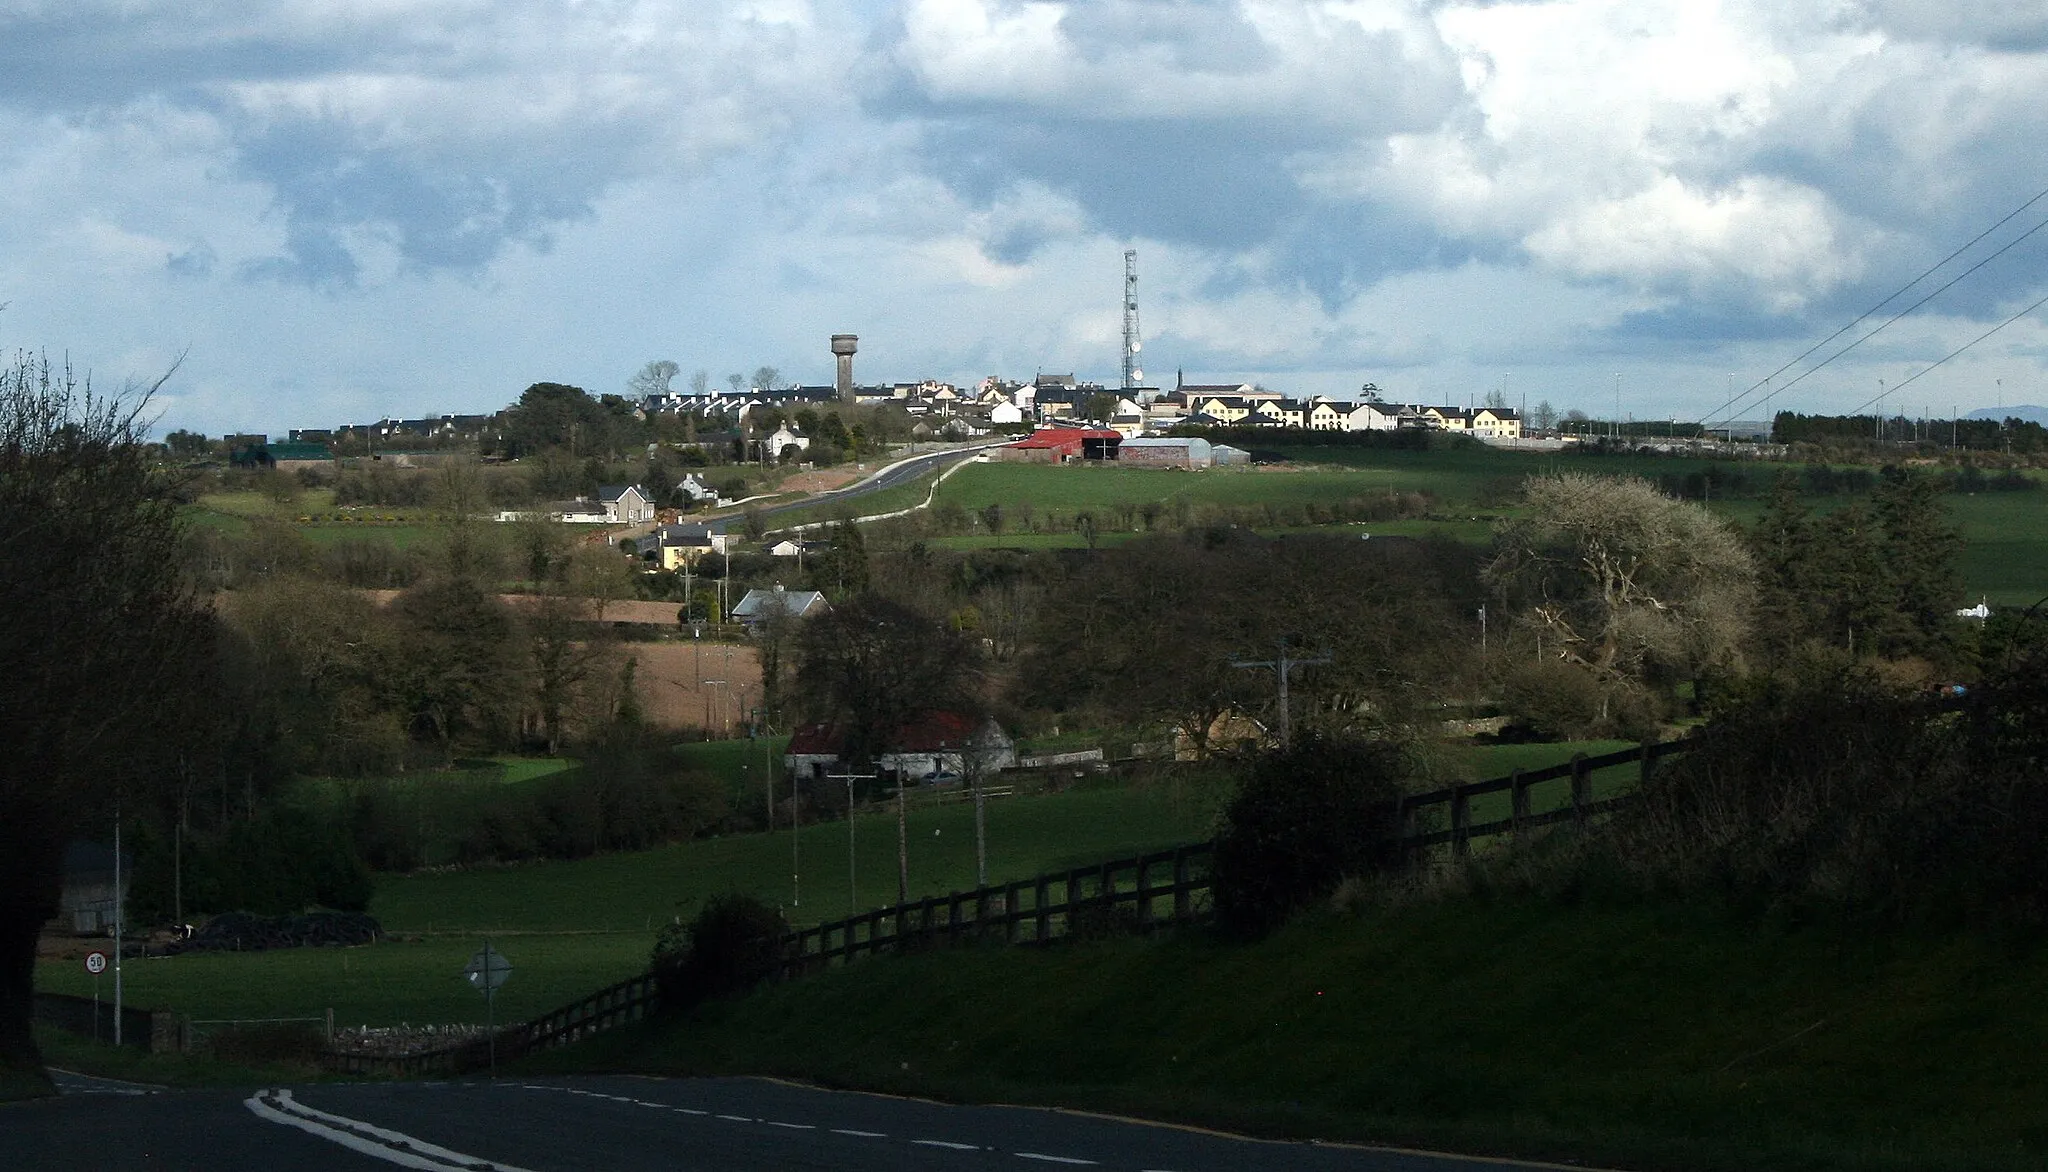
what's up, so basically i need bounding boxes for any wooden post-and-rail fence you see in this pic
[318,737,1689,1077]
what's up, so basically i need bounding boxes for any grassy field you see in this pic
[547,896,2048,1172]
[32,741,1632,1028]
[32,780,1225,1027]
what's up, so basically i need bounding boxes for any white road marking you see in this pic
[915,1139,983,1150]
[246,1088,537,1172]
[1017,1155,1098,1166]
[717,1114,755,1122]
[765,1121,816,1130]
[832,1128,889,1138]
[674,1107,710,1116]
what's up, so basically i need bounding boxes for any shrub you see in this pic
[1598,656,2048,927]
[652,893,790,1010]
[1210,733,1409,938]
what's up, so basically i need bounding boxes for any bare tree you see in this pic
[689,369,710,396]
[751,365,781,393]
[628,359,681,398]
[1485,474,1755,716]
[1,351,210,1090]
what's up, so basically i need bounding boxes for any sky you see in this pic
[6,0,2048,438]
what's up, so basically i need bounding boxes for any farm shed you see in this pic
[1211,443,1251,465]
[993,427,1122,463]
[1119,436,1213,469]
[56,841,130,935]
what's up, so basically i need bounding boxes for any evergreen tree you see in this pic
[1870,465,1964,661]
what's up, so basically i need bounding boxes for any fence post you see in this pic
[1136,856,1154,928]
[1509,768,1529,831]
[1638,737,1657,788]
[1571,753,1592,824]
[1036,874,1051,942]
[947,891,964,946]
[1172,847,1191,923]
[1450,785,1472,858]
[1065,871,1082,939]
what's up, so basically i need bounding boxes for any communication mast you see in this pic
[1121,249,1144,391]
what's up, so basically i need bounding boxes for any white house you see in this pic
[765,425,811,462]
[597,484,654,525]
[730,584,828,627]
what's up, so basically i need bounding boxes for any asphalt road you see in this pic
[2,1073,1616,1172]
[749,442,1005,525]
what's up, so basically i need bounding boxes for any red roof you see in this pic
[785,711,980,756]
[1009,427,1121,450]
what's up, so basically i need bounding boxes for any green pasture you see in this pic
[36,933,649,1030]
[35,780,1224,1026]
[581,897,2048,1172]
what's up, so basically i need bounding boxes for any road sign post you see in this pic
[84,951,107,1042]
[463,941,511,1077]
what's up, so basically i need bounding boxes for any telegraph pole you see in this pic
[1230,640,1331,750]
[826,768,875,915]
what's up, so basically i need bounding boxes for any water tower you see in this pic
[831,334,858,401]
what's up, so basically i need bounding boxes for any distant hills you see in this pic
[1964,405,2048,425]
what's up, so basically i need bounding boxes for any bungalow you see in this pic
[768,538,828,558]
[730,584,828,627]
[784,711,1018,784]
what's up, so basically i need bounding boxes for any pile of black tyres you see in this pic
[172,910,382,953]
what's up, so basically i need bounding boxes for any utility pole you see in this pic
[895,770,910,905]
[1230,640,1331,750]
[827,768,876,915]
[112,807,123,1047]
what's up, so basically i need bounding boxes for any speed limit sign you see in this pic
[84,951,108,975]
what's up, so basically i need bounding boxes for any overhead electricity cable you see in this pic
[1695,178,2048,427]
[1836,283,2048,417]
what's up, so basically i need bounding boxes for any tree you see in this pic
[1484,387,1510,410]
[726,372,746,394]
[813,519,870,599]
[1485,474,1756,726]
[1359,382,1384,403]
[1868,466,1963,661]
[751,366,781,393]
[386,578,523,761]
[503,382,615,458]
[689,369,710,396]
[628,360,680,399]
[791,596,984,773]
[1532,400,1557,434]
[2,352,211,1092]
[163,428,213,459]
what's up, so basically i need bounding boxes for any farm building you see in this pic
[992,427,1122,463]
[56,841,129,935]
[784,711,1017,784]
[1119,436,1213,469]
[1212,443,1251,465]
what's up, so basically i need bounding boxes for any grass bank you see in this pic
[535,895,2048,1172]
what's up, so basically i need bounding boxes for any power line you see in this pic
[1695,179,2048,427]
[1838,283,2048,417]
